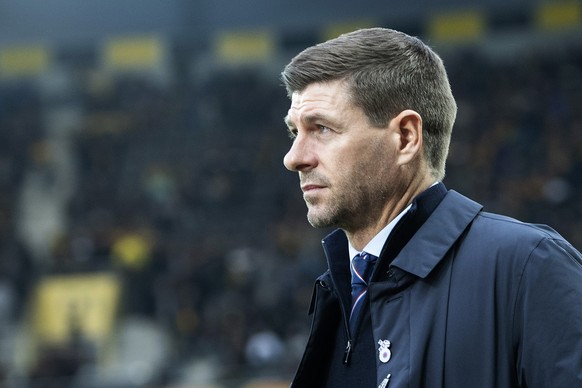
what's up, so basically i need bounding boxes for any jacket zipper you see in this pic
[343,339,352,364]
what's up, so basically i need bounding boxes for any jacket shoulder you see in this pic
[473,211,566,245]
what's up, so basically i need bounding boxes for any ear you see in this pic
[392,109,423,166]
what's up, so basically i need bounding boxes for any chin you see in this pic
[307,210,337,229]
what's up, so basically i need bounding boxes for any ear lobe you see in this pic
[395,109,423,165]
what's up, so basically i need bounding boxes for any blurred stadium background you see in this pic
[0,0,581,387]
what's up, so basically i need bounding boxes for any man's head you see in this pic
[281,27,457,180]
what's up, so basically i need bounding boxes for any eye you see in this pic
[318,125,332,134]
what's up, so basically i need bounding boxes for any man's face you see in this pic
[284,80,402,232]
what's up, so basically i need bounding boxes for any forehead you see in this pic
[286,81,351,126]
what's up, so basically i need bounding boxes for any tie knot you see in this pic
[351,252,378,286]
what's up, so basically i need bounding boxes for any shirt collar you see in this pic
[349,203,412,261]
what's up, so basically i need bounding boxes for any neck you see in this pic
[346,173,435,251]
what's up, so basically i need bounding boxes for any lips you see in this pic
[301,184,325,192]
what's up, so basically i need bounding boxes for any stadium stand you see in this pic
[0,4,581,387]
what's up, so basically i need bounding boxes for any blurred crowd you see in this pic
[0,36,581,387]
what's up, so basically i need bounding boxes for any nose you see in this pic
[283,135,316,172]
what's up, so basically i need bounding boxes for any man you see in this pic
[281,28,582,388]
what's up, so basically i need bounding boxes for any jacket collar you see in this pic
[391,190,482,278]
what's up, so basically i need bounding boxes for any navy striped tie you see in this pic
[349,252,377,333]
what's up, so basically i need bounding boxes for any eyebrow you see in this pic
[284,112,332,129]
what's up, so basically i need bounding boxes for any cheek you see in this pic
[358,144,400,190]
[326,137,394,183]
[327,149,356,179]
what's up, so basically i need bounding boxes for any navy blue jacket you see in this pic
[291,188,582,387]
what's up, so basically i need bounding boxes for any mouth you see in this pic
[301,184,326,193]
